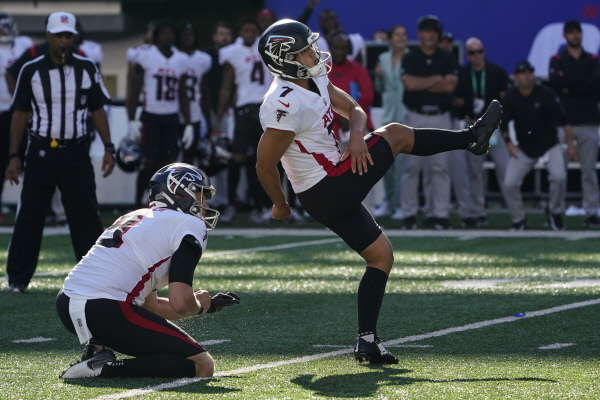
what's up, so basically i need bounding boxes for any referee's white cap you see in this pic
[47,12,77,34]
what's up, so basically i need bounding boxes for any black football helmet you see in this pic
[0,13,17,44]
[116,137,144,173]
[148,163,219,230]
[258,19,331,79]
[197,136,232,177]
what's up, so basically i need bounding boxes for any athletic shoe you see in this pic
[390,208,404,220]
[60,350,116,379]
[467,100,502,155]
[510,219,527,231]
[477,216,488,227]
[548,214,565,231]
[7,283,25,294]
[354,336,398,364]
[423,216,436,228]
[373,201,390,218]
[461,217,478,228]
[81,339,106,361]
[402,215,417,230]
[219,205,236,224]
[584,215,600,229]
[434,218,452,230]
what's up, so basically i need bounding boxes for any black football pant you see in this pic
[6,139,103,288]
[0,111,12,211]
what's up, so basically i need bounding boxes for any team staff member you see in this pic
[57,163,239,379]
[400,15,457,230]
[454,37,511,227]
[501,60,576,231]
[256,19,501,364]
[549,19,600,229]
[5,12,115,294]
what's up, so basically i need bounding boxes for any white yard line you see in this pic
[90,298,600,400]
[538,343,575,350]
[12,337,56,343]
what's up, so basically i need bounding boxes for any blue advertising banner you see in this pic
[265,0,600,77]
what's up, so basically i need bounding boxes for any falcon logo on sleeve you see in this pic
[276,109,289,122]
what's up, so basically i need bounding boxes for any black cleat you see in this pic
[467,100,502,155]
[354,337,399,364]
[60,350,116,379]
[81,339,106,361]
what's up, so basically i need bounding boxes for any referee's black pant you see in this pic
[6,139,103,289]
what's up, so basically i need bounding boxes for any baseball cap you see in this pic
[418,15,442,33]
[47,11,77,34]
[563,19,582,33]
[514,60,535,74]
[441,31,454,42]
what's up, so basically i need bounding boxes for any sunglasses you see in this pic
[467,49,484,55]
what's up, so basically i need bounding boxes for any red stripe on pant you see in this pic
[294,133,382,177]
[118,301,203,349]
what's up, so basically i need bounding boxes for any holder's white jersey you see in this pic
[126,44,152,64]
[182,50,212,123]
[260,75,341,193]
[130,45,190,115]
[0,36,33,111]
[219,40,272,107]
[63,208,208,307]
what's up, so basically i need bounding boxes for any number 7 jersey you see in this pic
[219,39,273,107]
[131,45,190,115]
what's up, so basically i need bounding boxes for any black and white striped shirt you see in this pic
[12,52,110,140]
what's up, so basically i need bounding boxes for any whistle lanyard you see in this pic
[471,68,486,98]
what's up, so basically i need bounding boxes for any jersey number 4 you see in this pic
[250,61,265,85]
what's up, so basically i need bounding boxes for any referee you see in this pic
[5,11,115,294]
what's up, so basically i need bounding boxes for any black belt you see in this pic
[29,134,89,148]
[408,107,447,116]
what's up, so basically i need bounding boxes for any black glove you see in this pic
[207,292,240,313]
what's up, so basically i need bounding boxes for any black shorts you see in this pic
[141,111,180,161]
[232,104,263,156]
[56,290,205,358]
[296,133,395,253]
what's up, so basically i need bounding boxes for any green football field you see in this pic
[1,229,599,399]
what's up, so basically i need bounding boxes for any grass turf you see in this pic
[0,232,599,399]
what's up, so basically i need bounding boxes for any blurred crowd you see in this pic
[1,2,599,231]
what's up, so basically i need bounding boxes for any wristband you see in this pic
[104,142,116,153]
[9,153,20,160]
[197,304,204,315]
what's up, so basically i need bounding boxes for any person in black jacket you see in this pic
[549,19,600,228]
[501,60,576,231]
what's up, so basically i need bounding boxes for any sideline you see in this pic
[1,226,600,239]
[91,298,600,400]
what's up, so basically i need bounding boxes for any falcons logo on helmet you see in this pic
[267,35,295,66]
[167,166,202,194]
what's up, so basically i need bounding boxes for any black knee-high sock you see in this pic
[410,128,476,156]
[100,353,196,378]
[357,266,389,337]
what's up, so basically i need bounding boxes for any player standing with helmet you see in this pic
[211,19,273,224]
[57,163,240,379]
[256,19,501,364]
[126,22,191,209]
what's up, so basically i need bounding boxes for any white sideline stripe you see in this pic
[198,339,230,346]
[12,337,56,343]
[539,343,575,350]
[313,344,433,348]
[25,238,341,279]
[90,298,600,400]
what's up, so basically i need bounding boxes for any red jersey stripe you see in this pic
[125,256,170,304]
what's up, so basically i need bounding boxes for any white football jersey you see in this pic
[219,40,272,107]
[182,50,212,123]
[126,43,152,64]
[63,208,208,306]
[131,45,190,115]
[260,75,341,193]
[0,36,33,111]
[79,40,103,66]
